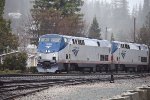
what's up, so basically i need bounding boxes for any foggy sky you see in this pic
[87,0,144,13]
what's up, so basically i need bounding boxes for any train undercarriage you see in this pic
[37,61,149,73]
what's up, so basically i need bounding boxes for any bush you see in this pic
[27,66,38,73]
[0,69,21,74]
[2,52,27,72]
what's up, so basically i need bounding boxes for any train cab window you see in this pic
[97,42,100,47]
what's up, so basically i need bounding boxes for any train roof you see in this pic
[112,41,148,51]
[39,34,111,47]
[62,35,111,47]
[39,34,148,50]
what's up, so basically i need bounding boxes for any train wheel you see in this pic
[115,65,118,73]
[105,65,109,73]
[124,67,128,73]
[89,68,93,73]
[96,66,102,73]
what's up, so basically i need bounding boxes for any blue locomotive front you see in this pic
[37,34,66,73]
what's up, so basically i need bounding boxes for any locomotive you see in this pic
[37,34,149,73]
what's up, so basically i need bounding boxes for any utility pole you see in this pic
[134,17,136,42]
[105,27,108,40]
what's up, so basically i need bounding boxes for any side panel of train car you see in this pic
[111,41,149,72]
[37,34,111,73]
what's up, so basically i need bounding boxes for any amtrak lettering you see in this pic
[121,50,126,59]
[72,47,79,56]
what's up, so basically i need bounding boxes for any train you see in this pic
[37,34,149,73]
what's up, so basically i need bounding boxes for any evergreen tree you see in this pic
[137,12,150,46]
[88,17,101,39]
[0,0,5,18]
[111,0,130,39]
[136,3,143,28]
[31,0,84,44]
[143,0,150,23]
[0,0,18,53]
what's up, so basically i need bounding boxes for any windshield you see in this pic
[40,37,61,43]
[40,38,50,42]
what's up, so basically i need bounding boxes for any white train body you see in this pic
[37,34,149,73]
[37,34,111,72]
[111,41,149,71]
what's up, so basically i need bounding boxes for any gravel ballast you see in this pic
[16,76,150,100]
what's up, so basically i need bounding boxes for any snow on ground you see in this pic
[16,76,150,100]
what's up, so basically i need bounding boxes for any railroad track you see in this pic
[0,73,150,100]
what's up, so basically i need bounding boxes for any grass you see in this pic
[0,69,22,74]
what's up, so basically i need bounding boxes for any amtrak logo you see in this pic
[72,47,79,56]
[121,50,126,59]
[45,43,52,48]
[45,45,51,48]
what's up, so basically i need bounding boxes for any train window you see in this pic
[80,40,82,45]
[139,46,141,50]
[123,44,125,48]
[72,39,75,44]
[105,55,108,61]
[53,57,56,61]
[80,40,83,45]
[40,37,50,42]
[100,55,105,61]
[120,44,122,48]
[66,54,68,59]
[121,44,125,48]
[75,39,77,44]
[64,38,68,43]
[124,44,130,49]
[125,44,127,48]
[51,37,61,42]
[141,57,147,62]
[78,40,82,45]
[128,45,130,49]
[82,40,85,45]
[117,57,118,61]
[97,42,100,47]
[78,40,80,45]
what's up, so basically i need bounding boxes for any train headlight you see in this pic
[48,50,51,53]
